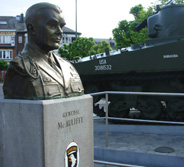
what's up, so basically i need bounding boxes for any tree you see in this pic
[112,4,153,49]
[0,60,8,71]
[58,37,112,60]
[58,37,96,60]
[92,40,112,54]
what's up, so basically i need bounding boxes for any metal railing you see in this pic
[90,90,184,97]
[91,91,184,167]
[94,160,146,167]
[91,91,184,148]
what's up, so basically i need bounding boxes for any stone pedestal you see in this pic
[0,95,93,167]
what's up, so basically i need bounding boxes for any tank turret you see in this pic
[148,4,184,39]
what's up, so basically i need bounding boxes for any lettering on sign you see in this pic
[0,31,15,35]
[58,110,84,130]
[95,59,112,71]
[163,54,178,59]
[99,59,107,64]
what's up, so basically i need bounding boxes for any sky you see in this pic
[1,0,157,39]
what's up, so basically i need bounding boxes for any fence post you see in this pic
[105,93,109,148]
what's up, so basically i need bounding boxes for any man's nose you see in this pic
[56,26,63,35]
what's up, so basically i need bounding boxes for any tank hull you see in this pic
[73,39,184,121]
[75,40,184,76]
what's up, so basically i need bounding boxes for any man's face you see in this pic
[33,8,65,52]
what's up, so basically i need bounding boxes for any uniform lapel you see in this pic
[26,48,64,87]
[37,59,64,87]
[54,55,71,89]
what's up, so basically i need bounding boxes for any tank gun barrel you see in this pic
[135,19,147,32]
[135,5,160,32]
[165,0,173,5]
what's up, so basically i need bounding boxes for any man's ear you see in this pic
[27,24,35,35]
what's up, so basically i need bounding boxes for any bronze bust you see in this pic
[3,2,84,100]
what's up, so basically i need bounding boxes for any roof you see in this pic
[0,15,81,35]
[63,26,81,35]
[0,16,17,30]
[94,38,115,43]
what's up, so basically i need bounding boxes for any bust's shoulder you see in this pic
[9,54,30,69]
[9,55,23,70]
[8,53,38,77]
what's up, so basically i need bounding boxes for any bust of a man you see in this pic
[3,2,84,100]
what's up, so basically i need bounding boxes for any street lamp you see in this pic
[75,0,78,39]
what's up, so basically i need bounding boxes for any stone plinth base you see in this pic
[0,95,93,167]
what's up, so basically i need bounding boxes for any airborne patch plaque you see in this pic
[65,141,79,167]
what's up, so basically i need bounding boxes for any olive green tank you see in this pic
[73,3,184,121]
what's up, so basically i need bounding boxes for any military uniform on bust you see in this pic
[3,44,84,100]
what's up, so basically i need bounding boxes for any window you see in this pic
[0,36,3,44]
[3,51,5,58]
[9,50,12,58]
[110,42,114,46]
[18,36,22,43]
[0,35,12,44]
[0,21,7,25]
[68,37,72,43]
[5,36,11,43]
[0,50,13,59]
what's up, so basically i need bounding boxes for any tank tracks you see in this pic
[82,72,184,121]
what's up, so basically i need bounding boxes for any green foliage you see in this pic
[112,4,153,49]
[92,40,112,54]
[58,37,96,60]
[0,60,8,71]
[58,37,112,60]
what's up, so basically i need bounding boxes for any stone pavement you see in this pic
[93,119,184,167]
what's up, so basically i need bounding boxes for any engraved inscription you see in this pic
[66,117,83,127]
[62,110,80,117]
[58,122,65,129]
[58,110,83,130]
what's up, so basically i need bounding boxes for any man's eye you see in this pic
[49,24,56,28]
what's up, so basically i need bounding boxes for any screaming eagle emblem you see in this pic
[65,141,79,167]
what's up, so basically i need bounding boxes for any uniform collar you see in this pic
[22,44,64,87]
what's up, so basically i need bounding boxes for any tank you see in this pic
[73,3,184,121]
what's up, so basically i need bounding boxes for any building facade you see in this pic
[0,14,80,63]
[0,14,25,63]
[0,20,16,62]
[0,31,15,60]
